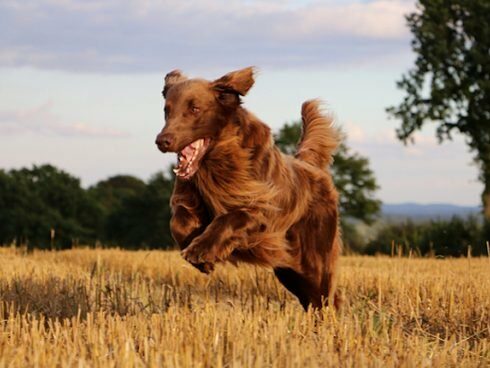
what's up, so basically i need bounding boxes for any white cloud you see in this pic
[0,0,414,72]
[344,121,367,143]
[337,122,480,205]
[0,102,129,138]
[282,1,412,40]
[341,121,472,162]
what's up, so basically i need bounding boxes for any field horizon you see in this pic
[0,247,489,367]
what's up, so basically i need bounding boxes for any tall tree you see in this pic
[275,122,381,224]
[387,0,490,218]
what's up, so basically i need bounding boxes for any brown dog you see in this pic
[156,67,341,309]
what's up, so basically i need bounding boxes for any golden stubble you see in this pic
[0,247,489,368]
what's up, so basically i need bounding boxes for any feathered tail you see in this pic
[296,100,340,168]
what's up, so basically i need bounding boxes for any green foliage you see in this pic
[387,0,490,217]
[0,165,101,249]
[274,122,302,155]
[0,165,175,249]
[366,216,487,257]
[89,175,146,214]
[333,142,381,225]
[97,172,174,249]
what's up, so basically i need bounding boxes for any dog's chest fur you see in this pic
[193,143,275,216]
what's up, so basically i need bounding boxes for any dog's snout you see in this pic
[155,132,174,151]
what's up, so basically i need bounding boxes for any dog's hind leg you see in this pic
[280,199,341,310]
[320,268,341,310]
[320,238,342,309]
[273,268,323,310]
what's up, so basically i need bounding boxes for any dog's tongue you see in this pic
[181,145,195,160]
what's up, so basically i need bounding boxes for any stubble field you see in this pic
[0,247,489,367]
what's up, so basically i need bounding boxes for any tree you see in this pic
[89,175,147,239]
[89,173,174,248]
[275,122,381,225]
[0,165,102,248]
[89,175,146,213]
[387,0,490,218]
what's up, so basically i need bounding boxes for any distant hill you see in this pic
[382,203,481,221]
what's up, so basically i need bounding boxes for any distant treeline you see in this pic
[0,164,489,256]
[365,217,490,257]
[0,164,173,250]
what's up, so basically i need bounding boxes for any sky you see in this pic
[0,0,482,206]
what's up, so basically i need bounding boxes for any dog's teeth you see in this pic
[173,168,179,174]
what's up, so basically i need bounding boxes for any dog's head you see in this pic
[155,67,255,180]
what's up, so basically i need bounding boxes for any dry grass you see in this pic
[0,247,489,367]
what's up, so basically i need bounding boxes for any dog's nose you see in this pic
[155,133,174,150]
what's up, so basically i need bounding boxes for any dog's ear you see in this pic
[212,67,256,96]
[162,70,188,97]
[212,67,256,108]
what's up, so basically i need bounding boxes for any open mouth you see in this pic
[173,138,210,180]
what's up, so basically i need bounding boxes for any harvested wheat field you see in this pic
[0,247,489,367]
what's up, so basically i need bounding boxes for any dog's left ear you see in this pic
[212,67,256,108]
[163,70,188,97]
[212,67,256,96]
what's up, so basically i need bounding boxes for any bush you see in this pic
[366,216,488,257]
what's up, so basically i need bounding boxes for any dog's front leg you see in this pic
[170,179,214,273]
[181,209,258,267]
[170,179,209,249]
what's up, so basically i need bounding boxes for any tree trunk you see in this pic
[482,157,490,220]
[483,186,490,220]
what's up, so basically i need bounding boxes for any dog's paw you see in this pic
[181,243,203,264]
[181,239,217,265]
[193,262,215,274]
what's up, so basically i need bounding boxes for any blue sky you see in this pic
[0,0,482,205]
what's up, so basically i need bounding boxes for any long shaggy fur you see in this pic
[157,68,342,309]
[297,100,339,167]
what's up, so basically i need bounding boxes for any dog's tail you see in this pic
[296,100,340,168]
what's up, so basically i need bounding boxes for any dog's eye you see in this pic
[190,106,200,114]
